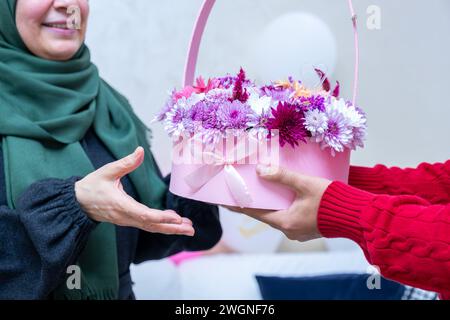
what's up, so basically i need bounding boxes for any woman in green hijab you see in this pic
[0,0,221,299]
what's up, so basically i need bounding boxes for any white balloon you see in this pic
[247,12,337,87]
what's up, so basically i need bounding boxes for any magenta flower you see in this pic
[217,75,236,89]
[231,68,249,103]
[266,102,308,148]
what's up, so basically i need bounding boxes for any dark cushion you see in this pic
[256,273,405,300]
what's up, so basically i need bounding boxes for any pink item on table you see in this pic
[170,251,205,266]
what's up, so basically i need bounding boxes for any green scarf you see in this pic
[0,0,167,299]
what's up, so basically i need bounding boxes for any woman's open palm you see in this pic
[75,147,195,236]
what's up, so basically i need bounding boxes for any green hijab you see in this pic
[0,0,167,299]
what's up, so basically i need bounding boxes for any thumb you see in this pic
[256,165,304,192]
[102,147,145,179]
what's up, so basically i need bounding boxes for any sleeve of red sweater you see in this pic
[348,160,450,204]
[318,161,450,298]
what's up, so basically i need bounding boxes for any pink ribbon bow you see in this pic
[184,137,258,208]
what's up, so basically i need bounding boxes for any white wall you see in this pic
[86,0,450,174]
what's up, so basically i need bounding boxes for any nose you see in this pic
[53,0,80,11]
[51,0,82,29]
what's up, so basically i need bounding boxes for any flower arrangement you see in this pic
[157,68,367,156]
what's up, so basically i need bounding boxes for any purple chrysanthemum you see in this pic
[203,112,219,130]
[202,103,219,130]
[156,101,173,122]
[205,88,232,104]
[188,102,206,122]
[164,104,191,136]
[216,100,253,131]
[349,126,367,150]
[315,107,353,156]
[266,102,308,148]
[298,95,326,112]
[186,101,220,132]
[260,85,292,101]
[155,89,178,121]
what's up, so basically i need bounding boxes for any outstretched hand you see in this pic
[75,147,195,236]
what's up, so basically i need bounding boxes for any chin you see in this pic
[45,42,83,61]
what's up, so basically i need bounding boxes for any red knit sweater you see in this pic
[318,160,450,299]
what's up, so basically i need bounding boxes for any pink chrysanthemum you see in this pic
[217,100,253,131]
[194,77,220,94]
[174,86,195,100]
[266,102,308,148]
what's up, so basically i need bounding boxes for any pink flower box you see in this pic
[169,139,350,210]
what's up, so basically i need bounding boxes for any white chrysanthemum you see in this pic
[247,89,272,115]
[304,109,329,135]
[176,93,205,110]
[315,97,368,155]
[164,104,190,137]
[315,99,353,156]
[329,98,366,127]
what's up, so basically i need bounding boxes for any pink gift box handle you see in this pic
[183,0,360,106]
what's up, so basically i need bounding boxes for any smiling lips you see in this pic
[42,21,78,36]
[43,21,69,29]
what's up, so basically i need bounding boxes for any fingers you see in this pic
[136,207,194,235]
[101,147,145,179]
[137,204,183,225]
[256,165,305,192]
[118,196,196,235]
[144,221,195,236]
[182,217,193,226]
